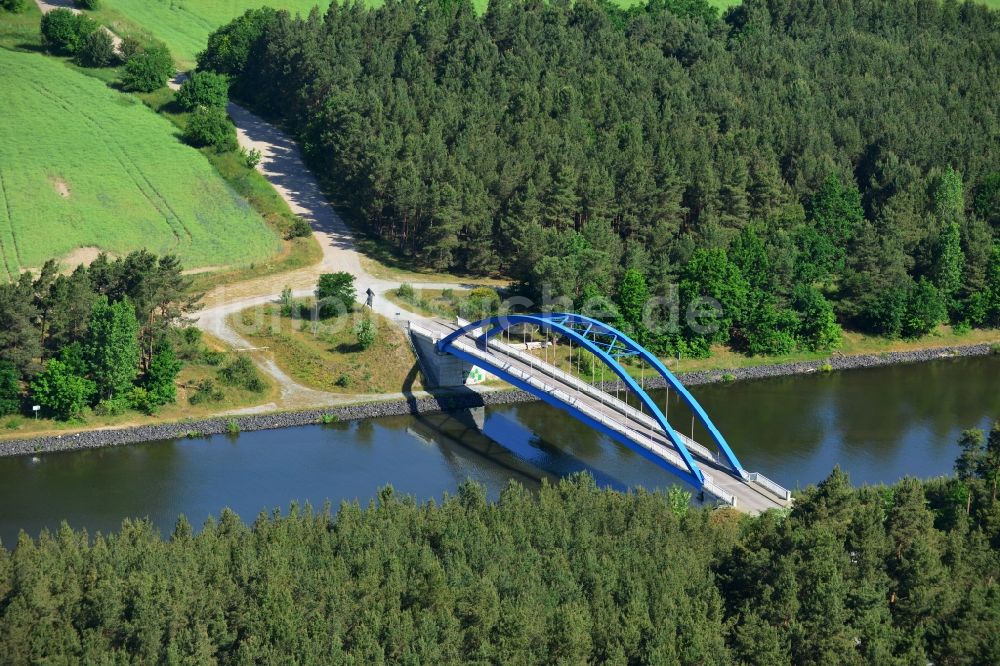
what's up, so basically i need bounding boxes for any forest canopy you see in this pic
[199,0,1000,355]
[1,423,999,663]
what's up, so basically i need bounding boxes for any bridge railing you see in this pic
[484,336,729,467]
[748,472,792,502]
[701,480,737,508]
[449,336,702,481]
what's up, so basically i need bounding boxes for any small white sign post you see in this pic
[32,405,40,419]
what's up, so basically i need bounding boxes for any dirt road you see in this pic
[32,2,473,407]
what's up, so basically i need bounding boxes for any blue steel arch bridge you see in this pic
[411,313,791,514]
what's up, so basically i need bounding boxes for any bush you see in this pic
[174,71,229,111]
[355,317,376,350]
[127,387,158,415]
[286,217,312,239]
[118,34,141,61]
[75,0,100,9]
[315,272,356,318]
[200,350,225,366]
[226,419,240,435]
[397,283,415,300]
[93,397,129,417]
[0,361,21,417]
[218,355,265,393]
[189,379,224,405]
[120,44,174,92]
[334,374,352,388]
[183,106,237,152]
[41,8,97,55]
[30,359,95,421]
[1,0,28,12]
[243,147,262,169]
[77,28,117,68]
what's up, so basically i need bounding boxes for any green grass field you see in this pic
[95,1,333,67]
[0,49,280,275]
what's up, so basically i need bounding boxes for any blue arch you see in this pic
[536,313,745,477]
[437,313,746,484]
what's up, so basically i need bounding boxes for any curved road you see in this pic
[33,1,477,408]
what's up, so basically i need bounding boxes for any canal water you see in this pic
[1,355,997,546]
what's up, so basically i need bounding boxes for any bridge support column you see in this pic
[409,322,490,388]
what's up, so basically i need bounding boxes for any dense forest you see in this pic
[199,0,1000,355]
[0,424,997,663]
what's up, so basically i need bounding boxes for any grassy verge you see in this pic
[228,301,423,394]
[0,3,42,51]
[0,333,277,441]
[132,88,323,290]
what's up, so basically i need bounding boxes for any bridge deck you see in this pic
[420,319,789,514]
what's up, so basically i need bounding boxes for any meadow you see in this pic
[94,0,743,68]
[229,303,423,394]
[95,1,335,67]
[0,49,280,275]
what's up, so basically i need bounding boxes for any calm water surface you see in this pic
[0,355,996,545]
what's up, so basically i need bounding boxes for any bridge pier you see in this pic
[409,322,491,388]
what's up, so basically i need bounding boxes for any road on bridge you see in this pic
[420,318,790,514]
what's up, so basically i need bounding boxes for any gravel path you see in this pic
[28,0,467,408]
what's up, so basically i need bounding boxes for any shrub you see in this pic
[5,419,19,430]
[1,0,28,12]
[335,374,352,388]
[41,8,97,55]
[189,379,224,405]
[175,71,229,111]
[315,272,357,318]
[218,355,265,393]
[320,413,337,424]
[441,288,455,301]
[355,317,376,350]
[991,343,1000,356]
[460,287,501,319]
[819,362,834,373]
[286,217,312,239]
[243,147,262,169]
[721,373,736,383]
[118,34,142,61]
[30,359,96,421]
[226,419,240,435]
[75,0,100,9]
[200,350,225,366]
[120,44,174,92]
[183,106,237,152]
[77,28,117,68]
[93,397,130,417]
[397,283,415,300]
[127,387,158,415]
[279,287,300,318]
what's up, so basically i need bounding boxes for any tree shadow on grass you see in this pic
[13,43,46,54]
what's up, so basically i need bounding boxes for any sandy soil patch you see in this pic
[59,247,108,270]
[49,177,70,198]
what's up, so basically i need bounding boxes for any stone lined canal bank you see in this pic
[1,342,995,458]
